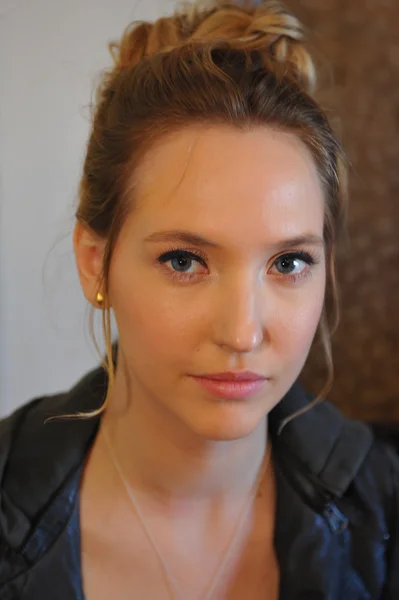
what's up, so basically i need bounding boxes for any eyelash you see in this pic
[157,248,208,282]
[157,246,320,284]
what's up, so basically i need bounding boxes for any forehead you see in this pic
[130,125,325,246]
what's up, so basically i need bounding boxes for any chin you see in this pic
[184,403,267,442]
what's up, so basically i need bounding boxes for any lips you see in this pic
[190,371,268,400]
[196,371,267,382]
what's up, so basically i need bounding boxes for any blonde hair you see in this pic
[75,0,347,421]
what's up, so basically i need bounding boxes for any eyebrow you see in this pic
[144,230,325,252]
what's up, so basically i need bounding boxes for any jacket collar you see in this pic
[269,384,373,497]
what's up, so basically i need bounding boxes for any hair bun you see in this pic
[110,0,316,94]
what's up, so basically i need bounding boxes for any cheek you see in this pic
[110,269,202,364]
[271,283,325,364]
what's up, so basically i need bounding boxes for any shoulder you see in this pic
[0,392,69,507]
[345,438,399,595]
[0,368,104,554]
[0,365,106,484]
[0,393,70,549]
[272,383,399,521]
[351,436,399,524]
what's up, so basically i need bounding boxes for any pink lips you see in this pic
[191,371,268,400]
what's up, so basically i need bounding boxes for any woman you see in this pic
[0,1,398,598]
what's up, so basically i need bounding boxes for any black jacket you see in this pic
[1,365,399,600]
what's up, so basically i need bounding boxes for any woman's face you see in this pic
[108,125,326,440]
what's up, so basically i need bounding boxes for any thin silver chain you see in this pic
[103,427,270,600]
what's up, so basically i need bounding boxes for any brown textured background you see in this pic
[289,0,399,422]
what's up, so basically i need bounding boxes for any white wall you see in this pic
[0,0,176,417]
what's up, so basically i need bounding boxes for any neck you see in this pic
[100,363,268,503]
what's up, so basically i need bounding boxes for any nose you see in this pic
[213,274,265,354]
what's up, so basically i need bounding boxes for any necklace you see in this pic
[103,427,271,600]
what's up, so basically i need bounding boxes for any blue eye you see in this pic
[170,254,195,273]
[275,256,302,274]
[157,249,207,276]
[272,252,315,276]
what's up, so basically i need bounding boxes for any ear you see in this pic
[73,221,106,307]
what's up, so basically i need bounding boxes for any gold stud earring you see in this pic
[96,292,104,306]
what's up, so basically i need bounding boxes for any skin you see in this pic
[75,124,326,599]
